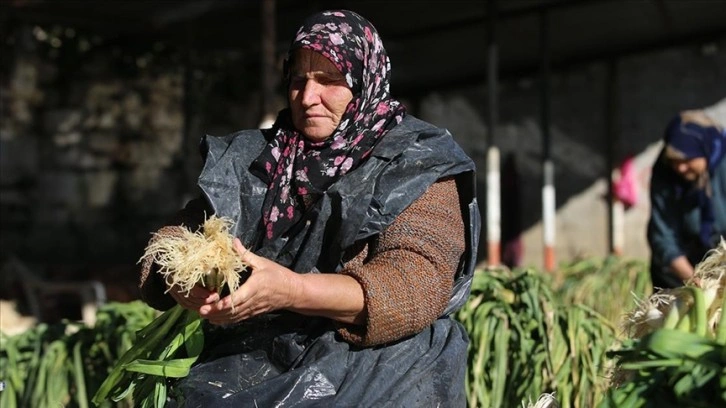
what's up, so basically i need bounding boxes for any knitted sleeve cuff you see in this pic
[138,197,211,310]
[138,226,184,311]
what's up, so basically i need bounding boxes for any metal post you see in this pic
[487,0,498,151]
[486,0,501,266]
[182,25,195,197]
[540,10,556,272]
[260,0,277,128]
[606,59,623,255]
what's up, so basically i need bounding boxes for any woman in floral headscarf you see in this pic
[139,10,479,407]
[648,100,726,289]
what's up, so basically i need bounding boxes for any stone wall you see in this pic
[2,27,183,267]
[0,24,264,300]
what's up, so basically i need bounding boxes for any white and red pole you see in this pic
[487,146,501,267]
[539,11,556,272]
[611,164,625,256]
[542,159,556,272]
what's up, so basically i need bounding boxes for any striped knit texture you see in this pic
[337,178,465,346]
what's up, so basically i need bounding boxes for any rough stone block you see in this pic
[84,171,118,208]
[0,136,39,185]
[88,131,120,154]
[43,109,82,134]
[37,172,83,207]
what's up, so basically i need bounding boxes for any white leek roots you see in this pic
[140,216,247,296]
[623,238,726,339]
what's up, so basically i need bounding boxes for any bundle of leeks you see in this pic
[601,238,726,407]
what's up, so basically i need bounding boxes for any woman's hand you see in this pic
[167,283,220,311]
[199,239,300,325]
[670,255,697,284]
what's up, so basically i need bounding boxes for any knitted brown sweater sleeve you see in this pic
[337,178,466,347]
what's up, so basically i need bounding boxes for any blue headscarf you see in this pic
[664,115,726,247]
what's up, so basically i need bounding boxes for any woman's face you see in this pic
[668,157,707,182]
[288,48,353,142]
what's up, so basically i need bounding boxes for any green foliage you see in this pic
[92,305,203,407]
[599,290,726,408]
[0,301,155,408]
[456,267,617,408]
[553,256,652,328]
[3,257,723,408]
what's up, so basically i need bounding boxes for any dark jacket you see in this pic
[647,152,726,288]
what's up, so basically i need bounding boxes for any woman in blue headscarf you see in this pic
[647,107,726,289]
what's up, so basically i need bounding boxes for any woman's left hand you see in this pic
[199,239,300,325]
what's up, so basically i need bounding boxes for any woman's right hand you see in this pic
[167,283,220,311]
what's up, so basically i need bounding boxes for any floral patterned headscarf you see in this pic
[252,10,406,243]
